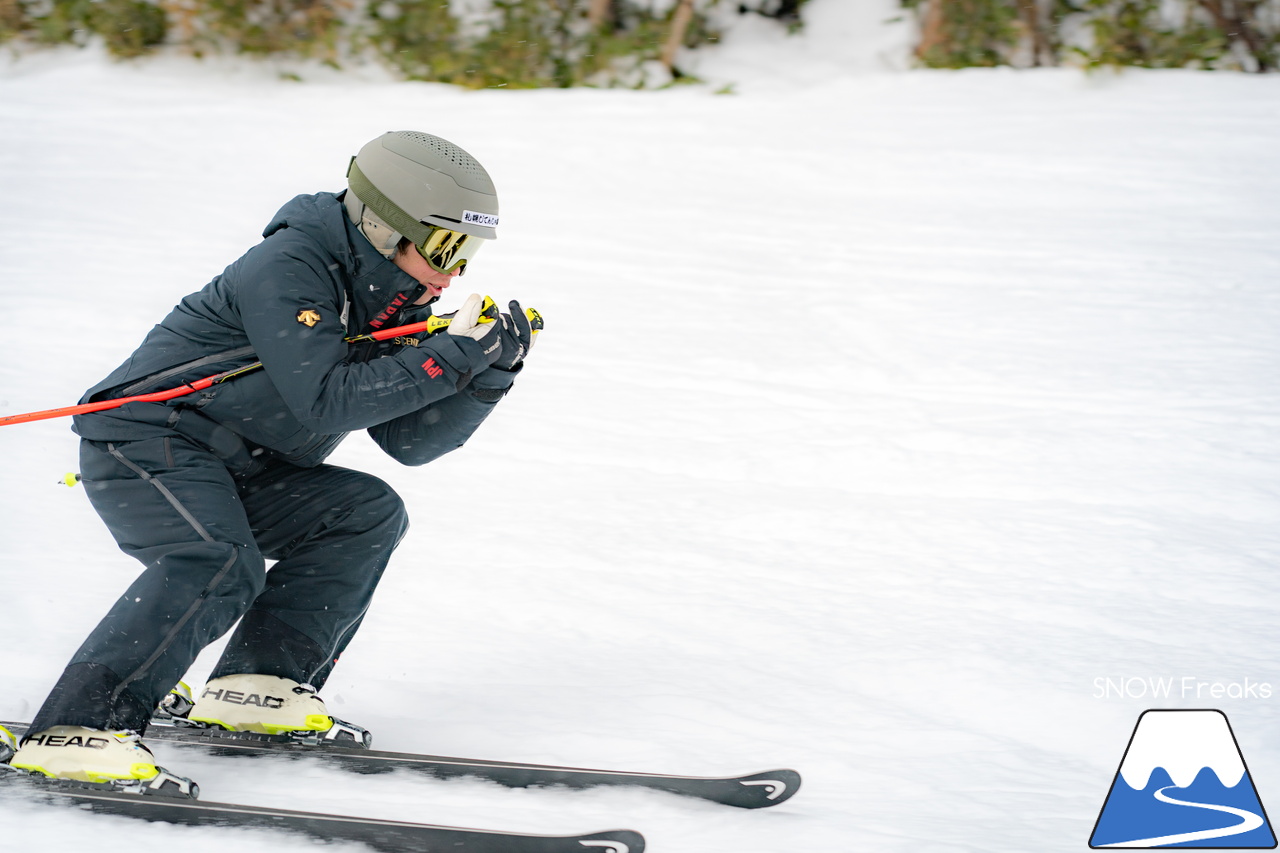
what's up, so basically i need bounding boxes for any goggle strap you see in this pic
[347,160,432,248]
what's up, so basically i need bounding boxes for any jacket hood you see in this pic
[263,191,430,334]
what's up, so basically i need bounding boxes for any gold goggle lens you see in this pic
[417,226,484,275]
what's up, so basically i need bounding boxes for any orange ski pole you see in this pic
[0,310,480,428]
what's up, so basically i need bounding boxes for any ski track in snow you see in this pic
[3,3,1280,851]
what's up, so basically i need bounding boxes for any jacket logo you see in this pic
[296,309,322,327]
[422,357,444,379]
[369,293,410,330]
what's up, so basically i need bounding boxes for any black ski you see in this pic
[0,772,644,853]
[1,720,799,809]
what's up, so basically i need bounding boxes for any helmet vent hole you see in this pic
[396,131,485,177]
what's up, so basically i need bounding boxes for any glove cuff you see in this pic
[469,362,521,401]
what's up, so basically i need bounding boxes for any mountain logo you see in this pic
[1090,709,1276,848]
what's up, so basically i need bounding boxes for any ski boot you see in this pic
[0,724,17,766]
[181,674,372,747]
[7,725,197,797]
[155,680,195,722]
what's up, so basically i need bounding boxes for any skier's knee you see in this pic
[348,476,408,540]
[230,545,267,598]
[182,540,266,601]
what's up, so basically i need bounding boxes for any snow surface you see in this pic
[3,1,1280,851]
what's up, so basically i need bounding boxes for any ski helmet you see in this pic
[345,131,499,268]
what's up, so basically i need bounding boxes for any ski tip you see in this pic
[734,769,802,807]
[578,829,646,853]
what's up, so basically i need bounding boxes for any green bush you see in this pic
[179,0,347,60]
[0,0,719,81]
[901,0,1278,72]
[903,0,1020,67]
[26,0,91,46]
[9,0,164,56]
[0,0,732,86]
[369,0,689,89]
[453,0,576,88]
[365,0,469,83]
[1071,0,1230,69]
[91,0,167,57]
[9,0,1274,79]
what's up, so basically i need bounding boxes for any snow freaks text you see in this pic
[1093,677,1274,701]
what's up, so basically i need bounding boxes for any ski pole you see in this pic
[0,298,511,428]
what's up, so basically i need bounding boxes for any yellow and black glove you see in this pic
[490,301,543,371]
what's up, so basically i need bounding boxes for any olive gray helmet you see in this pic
[344,131,499,267]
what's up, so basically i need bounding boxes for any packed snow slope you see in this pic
[3,4,1280,851]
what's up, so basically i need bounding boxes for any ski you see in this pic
[1,720,799,809]
[0,771,644,853]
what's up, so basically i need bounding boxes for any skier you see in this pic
[7,130,537,789]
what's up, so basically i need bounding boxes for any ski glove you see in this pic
[490,301,543,372]
[447,293,504,368]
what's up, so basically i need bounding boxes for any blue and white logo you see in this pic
[1091,709,1276,848]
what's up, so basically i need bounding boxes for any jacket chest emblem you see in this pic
[296,309,322,327]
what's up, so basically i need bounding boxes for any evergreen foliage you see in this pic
[903,0,1020,67]
[178,0,348,61]
[2,0,167,56]
[902,0,1279,72]
[1,1,1274,77]
[0,0,727,86]
[370,0,676,88]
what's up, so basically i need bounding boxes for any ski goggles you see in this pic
[416,225,484,275]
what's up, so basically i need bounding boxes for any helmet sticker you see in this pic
[462,210,499,227]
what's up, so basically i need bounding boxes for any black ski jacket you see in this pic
[73,192,515,470]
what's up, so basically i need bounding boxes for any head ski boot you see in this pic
[9,725,197,796]
[185,674,371,747]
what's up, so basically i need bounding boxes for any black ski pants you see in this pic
[30,434,409,734]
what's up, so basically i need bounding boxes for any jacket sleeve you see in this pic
[367,365,519,466]
[234,242,490,434]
